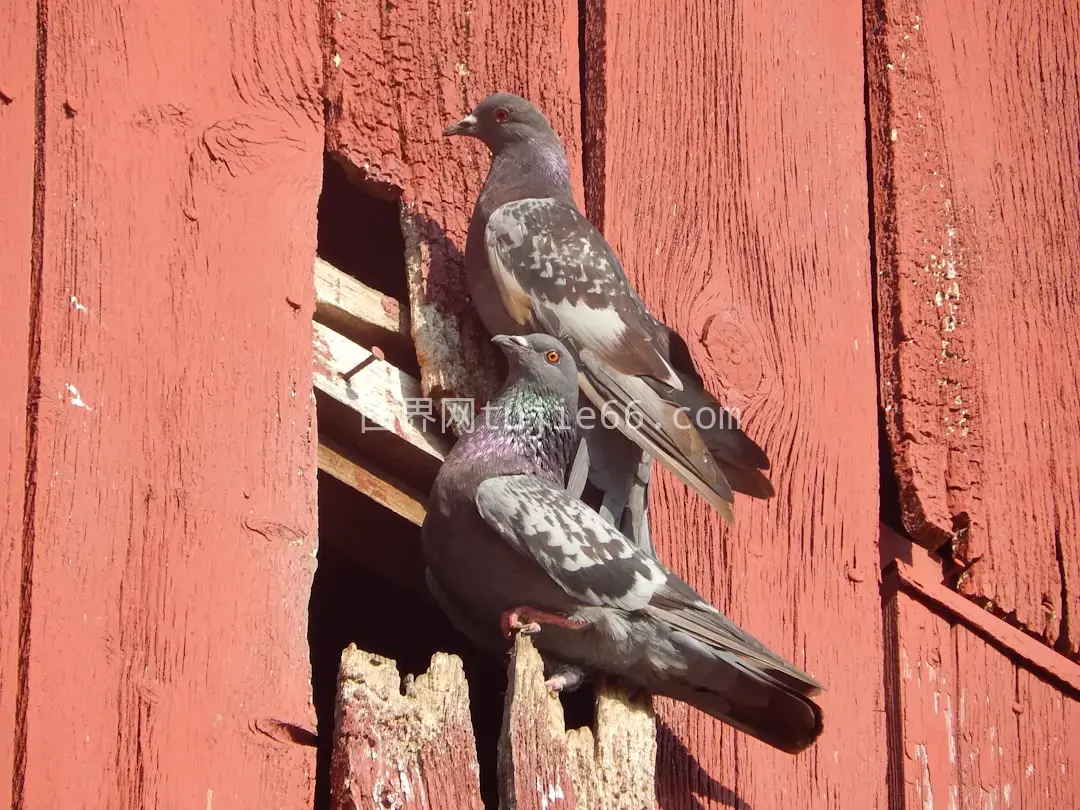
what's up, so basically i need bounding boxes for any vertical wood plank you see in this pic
[884,590,962,810]
[0,0,37,803]
[866,0,1080,650]
[324,0,582,410]
[584,1,884,807]
[954,629,1024,810]
[20,1,324,806]
[1016,668,1077,809]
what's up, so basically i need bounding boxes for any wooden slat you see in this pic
[314,257,413,368]
[317,441,428,527]
[323,0,582,408]
[19,1,323,805]
[331,645,484,809]
[866,0,1080,651]
[585,2,884,808]
[891,560,1080,696]
[313,321,450,461]
[0,0,36,799]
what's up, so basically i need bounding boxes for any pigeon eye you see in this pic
[493,107,510,124]
[544,349,560,364]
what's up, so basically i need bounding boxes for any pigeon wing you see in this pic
[485,198,682,390]
[474,474,668,611]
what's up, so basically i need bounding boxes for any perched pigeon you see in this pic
[444,93,774,553]
[421,333,823,754]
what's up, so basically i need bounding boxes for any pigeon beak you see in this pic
[492,334,529,355]
[443,114,478,137]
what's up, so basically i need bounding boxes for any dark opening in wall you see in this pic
[317,154,409,302]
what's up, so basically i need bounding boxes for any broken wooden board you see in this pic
[323,0,583,418]
[331,644,484,809]
[314,257,414,371]
[499,635,656,810]
[313,321,451,461]
[865,0,1080,652]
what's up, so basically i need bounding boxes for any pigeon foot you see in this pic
[544,669,585,692]
[500,606,588,639]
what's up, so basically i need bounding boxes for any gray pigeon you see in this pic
[444,93,774,555]
[421,333,823,754]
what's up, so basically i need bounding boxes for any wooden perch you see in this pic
[330,644,484,810]
[313,321,450,461]
[330,638,657,810]
[500,635,657,810]
[314,257,414,370]
[317,440,427,526]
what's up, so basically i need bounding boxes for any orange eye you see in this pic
[544,349,560,364]
[493,107,510,123]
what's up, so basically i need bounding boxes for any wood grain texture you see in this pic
[317,440,428,527]
[584,2,884,807]
[0,0,36,801]
[313,322,450,459]
[499,635,657,810]
[884,582,1080,809]
[20,0,323,806]
[330,645,484,810]
[314,257,414,371]
[324,0,583,413]
[865,0,1080,651]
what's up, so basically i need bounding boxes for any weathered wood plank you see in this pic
[883,591,960,810]
[1017,668,1075,808]
[0,0,36,801]
[499,635,656,810]
[584,2,884,807]
[314,257,413,369]
[330,644,484,810]
[317,440,428,527]
[884,572,1080,809]
[20,1,323,805]
[893,559,1080,695]
[865,0,1080,650]
[955,627,1024,810]
[313,321,451,460]
[324,0,583,413]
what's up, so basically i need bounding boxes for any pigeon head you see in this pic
[492,333,577,393]
[443,93,557,153]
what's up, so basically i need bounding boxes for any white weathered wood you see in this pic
[314,257,412,357]
[313,321,450,461]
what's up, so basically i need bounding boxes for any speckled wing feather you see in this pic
[485,198,683,389]
[474,474,668,611]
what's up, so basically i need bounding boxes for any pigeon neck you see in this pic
[484,138,574,206]
[454,381,577,484]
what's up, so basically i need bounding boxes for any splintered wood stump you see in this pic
[330,644,484,810]
[499,635,656,810]
[331,638,657,810]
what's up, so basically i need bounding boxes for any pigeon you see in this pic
[444,93,774,555]
[421,333,824,754]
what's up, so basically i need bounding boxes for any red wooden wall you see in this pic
[2,0,1079,808]
[2,0,324,807]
